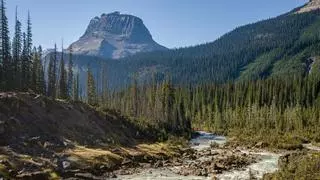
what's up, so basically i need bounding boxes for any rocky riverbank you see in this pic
[116,146,257,178]
[116,132,270,180]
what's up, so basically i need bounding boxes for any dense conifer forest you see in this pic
[115,10,320,85]
[0,0,81,101]
[105,75,320,146]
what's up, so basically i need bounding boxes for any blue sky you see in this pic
[7,0,308,49]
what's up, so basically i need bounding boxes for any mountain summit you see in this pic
[297,0,320,13]
[70,12,167,59]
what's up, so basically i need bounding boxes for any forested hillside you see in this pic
[52,9,320,89]
[115,9,320,85]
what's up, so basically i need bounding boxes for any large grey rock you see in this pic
[70,12,167,59]
[297,0,320,13]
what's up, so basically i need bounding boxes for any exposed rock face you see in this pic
[297,0,320,13]
[70,12,167,59]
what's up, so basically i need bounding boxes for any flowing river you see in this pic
[117,132,281,180]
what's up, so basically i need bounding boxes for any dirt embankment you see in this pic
[0,92,181,179]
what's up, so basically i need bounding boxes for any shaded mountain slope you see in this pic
[117,9,320,85]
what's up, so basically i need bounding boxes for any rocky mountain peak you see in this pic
[70,12,167,59]
[297,0,320,13]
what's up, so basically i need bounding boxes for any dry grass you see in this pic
[0,163,9,178]
[63,141,182,169]
[66,146,121,159]
[136,142,180,157]
[64,145,123,169]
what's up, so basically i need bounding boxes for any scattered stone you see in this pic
[154,160,163,168]
[171,147,258,177]
[192,142,200,146]
[75,173,104,180]
[111,148,121,154]
[139,163,151,168]
[255,142,268,148]
[121,158,132,166]
[43,141,53,148]
[62,161,71,169]
[16,171,49,179]
[210,142,220,148]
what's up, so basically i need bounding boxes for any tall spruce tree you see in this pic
[100,62,108,105]
[73,72,79,101]
[20,12,33,91]
[37,46,45,94]
[58,44,68,99]
[26,11,32,87]
[67,45,73,99]
[162,78,175,131]
[12,6,22,90]
[87,65,96,106]
[0,0,11,90]
[26,11,32,56]
[21,32,28,90]
[30,46,44,94]
[31,47,38,91]
[47,44,57,98]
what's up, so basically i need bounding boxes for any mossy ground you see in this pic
[263,152,320,180]
[226,129,318,151]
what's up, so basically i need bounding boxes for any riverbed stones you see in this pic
[153,160,163,168]
[255,141,268,148]
[62,161,71,169]
[170,147,258,177]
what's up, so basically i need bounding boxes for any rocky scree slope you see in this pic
[297,0,320,14]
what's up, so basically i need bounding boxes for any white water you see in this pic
[217,152,280,180]
[190,131,227,150]
[117,132,280,180]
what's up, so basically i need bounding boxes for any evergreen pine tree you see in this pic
[67,45,73,99]
[21,32,28,90]
[37,46,45,94]
[58,43,68,99]
[12,6,22,90]
[0,0,11,90]
[47,44,57,98]
[87,65,96,106]
[21,11,33,90]
[31,47,38,91]
[73,72,79,101]
[27,11,32,87]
